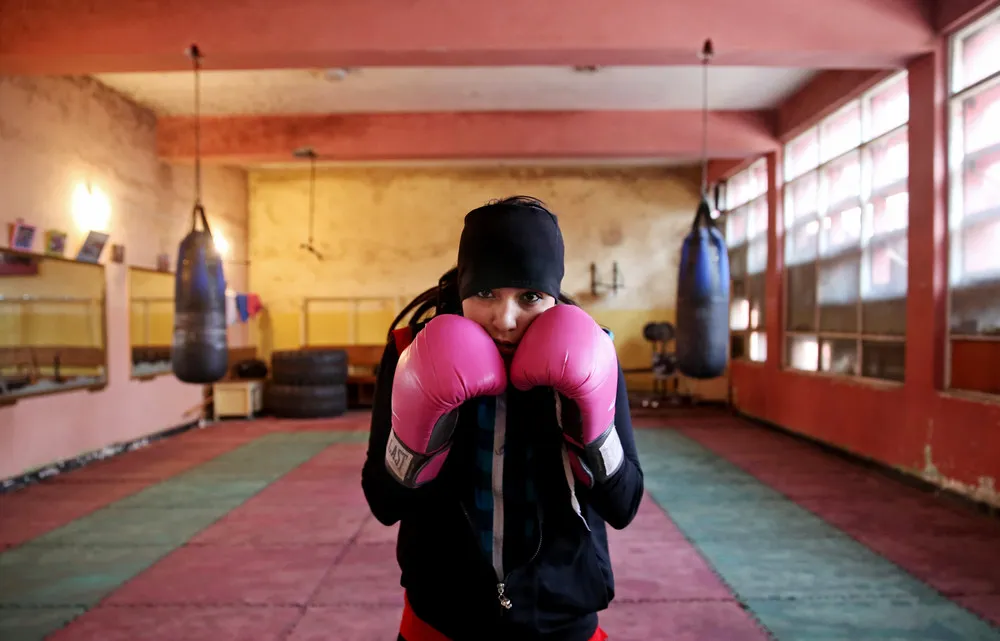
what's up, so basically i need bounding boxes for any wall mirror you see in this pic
[128,267,175,379]
[0,248,108,402]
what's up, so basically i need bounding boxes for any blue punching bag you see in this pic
[675,197,730,379]
[172,204,229,384]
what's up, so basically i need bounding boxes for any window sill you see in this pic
[131,362,174,381]
[941,388,1000,406]
[0,378,109,406]
[781,367,905,390]
[732,358,767,368]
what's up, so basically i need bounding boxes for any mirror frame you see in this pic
[0,247,109,405]
[127,265,176,382]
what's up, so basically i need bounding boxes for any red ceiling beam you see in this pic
[0,0,934,74]
[156,111,778,165]
[935,0,1000,33]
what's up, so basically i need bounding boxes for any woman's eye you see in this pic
[521,292,542,304]
[477,290,494,299]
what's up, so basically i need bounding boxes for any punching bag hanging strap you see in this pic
[691,38,718,235]
[192,203,213,235]
[187,44,213,241]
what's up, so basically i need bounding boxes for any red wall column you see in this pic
[905,44,949,394]
[765,150,784,373]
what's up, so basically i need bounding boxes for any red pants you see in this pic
[400,593,609,641]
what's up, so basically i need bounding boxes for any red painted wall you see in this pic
[729,37,1000,501]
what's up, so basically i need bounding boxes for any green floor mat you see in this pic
[746,597,1000,641]
[0,606,87,641]
[0,431,348,630]
[635,430,1000,640]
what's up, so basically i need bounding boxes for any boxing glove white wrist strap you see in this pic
[385,430,429,488]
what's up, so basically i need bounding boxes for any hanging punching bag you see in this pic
[675,196,730,379]
[172,204,229,383]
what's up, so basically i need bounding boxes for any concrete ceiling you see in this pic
[92,66,816,116]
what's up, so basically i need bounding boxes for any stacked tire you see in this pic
[265,349,349,419]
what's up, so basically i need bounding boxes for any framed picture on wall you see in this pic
[8,221,36,252]
[45,230,67,257]
[76,231,109,263]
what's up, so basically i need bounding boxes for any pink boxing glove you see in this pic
[386,314,507,488]
[510,304,624,486]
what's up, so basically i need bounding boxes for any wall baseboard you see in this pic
[0,420,201,494]
[733,407,1000,520]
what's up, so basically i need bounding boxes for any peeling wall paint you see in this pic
[0,74,250,479]
[248,164,728,400]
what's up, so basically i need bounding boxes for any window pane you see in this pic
[787,335,819,371]
[953,12,1000,94]
[726,207,748,247]
[729,245,747,280]
[961,81,1000,157]
[820,101,862,164]
[818,253,861,333]
[730,333,747,360]
[821,150,862,212]
[727,160,769,209]
[747,196,769,239]
[786,218,820,266]
[747,236,768,275]
[784,173,819,228]
[868,190,909,241]
[962,212,1000,280]
[864,234,908,302]
[820,204,863,257]
[861,341,905,382]
[785,129,819,181]
[747,272,766,330]
[750,160,768,199]
[867,125,909,196]
[863,298,907,336]
[716,182,727,211]
[866,73,909,141]
[950,279,1000,336]
[962,145,1000,220]
[726,172,749,210]
[730,296,750,331]
[786,263,817,331]
[749,332,767,363]
[820,338,858,376]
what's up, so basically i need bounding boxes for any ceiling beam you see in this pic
[0,0,933,74]
[156,111,778,165]
[934,0,999,33]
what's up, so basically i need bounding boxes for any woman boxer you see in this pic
[361,196,645,641]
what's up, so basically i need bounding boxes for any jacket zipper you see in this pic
[460,502,545,613]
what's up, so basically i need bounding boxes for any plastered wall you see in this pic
[0,74,249,479]
[248,165,727,396]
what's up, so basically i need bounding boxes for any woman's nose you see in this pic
[492,299,519,332]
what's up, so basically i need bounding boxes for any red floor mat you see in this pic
[47,605,302,641]
[189,503,369,546]
[285,605,404,641]
[310,541,406,606]
[104,543,345,606]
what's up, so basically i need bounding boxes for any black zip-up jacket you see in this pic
[361,330,645,641]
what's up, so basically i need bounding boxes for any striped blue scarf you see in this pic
[468,394,539,574]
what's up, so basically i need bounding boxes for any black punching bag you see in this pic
[675,196,730,379]
[172,204,229,383]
